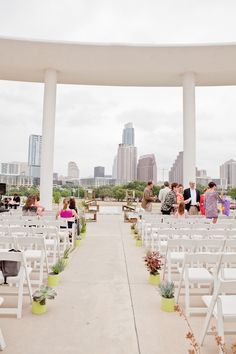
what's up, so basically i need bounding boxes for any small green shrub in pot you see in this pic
[159,281,175,312]
[48,259,65,286]
[62,246,70,266]
[32,285,57,315]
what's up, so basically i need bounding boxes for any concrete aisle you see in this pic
[1,214,220,354]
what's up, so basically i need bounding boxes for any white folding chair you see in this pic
[176,252,221,317]
[164,238,196,282]
[15,236,48,285]
[32,227,60,264]
[0,297,6,350]
[0,251,32,319]
[200,278,236,353]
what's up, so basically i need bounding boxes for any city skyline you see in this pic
[1,1,236,181]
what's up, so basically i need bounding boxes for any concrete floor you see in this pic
[1,214,234,354]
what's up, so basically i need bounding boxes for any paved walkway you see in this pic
[1,214,225,354]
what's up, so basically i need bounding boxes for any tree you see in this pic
[53,191,61,204]
[227,188,236,200]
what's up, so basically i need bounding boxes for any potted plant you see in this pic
[62,246,70,267]
[144,251,162,285]
[32,285,57,315]
[135,233,142,247]
[48,259,65,286]
[130,223,135,234]
[159,281,175,312]
[80,217,87,238]
[75,235,82,246]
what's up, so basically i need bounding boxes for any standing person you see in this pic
[161,182,178,215]
[183,181,200,215]
[158,181,171,206]
[141,181,157,212]
[176,184,184,204]
[13,193,21,209]
[204,182,223,223]
[200,187,208,216]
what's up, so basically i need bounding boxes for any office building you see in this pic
[169,151,183,185]
[112,155,117,179]
[137,154,157,184]
[94,166,105,178]
[220,159,236,188]
[122,122,135,146]
[67,161,79,179]
[117,144,137,184]
[28,134,42,178]
[80,177,116,188]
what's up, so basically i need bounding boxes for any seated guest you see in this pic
[22,196,37,216]
[35,195,45,216]
[69,197,78,214]
[175,201,188,218]
[56,198,79,221]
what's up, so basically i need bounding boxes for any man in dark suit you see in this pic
[183,181,200,215]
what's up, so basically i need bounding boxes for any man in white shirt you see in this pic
[158,181,171,206]
[183,181,200,215]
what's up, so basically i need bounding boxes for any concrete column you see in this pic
[40,69,57,210]
[183,72,196,188]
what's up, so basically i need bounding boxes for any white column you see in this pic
[40,69,57,210]
[183,72,196,188]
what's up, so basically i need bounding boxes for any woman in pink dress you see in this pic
[200,187,208,216]
[204,182,223,223]
[56,199,79,220]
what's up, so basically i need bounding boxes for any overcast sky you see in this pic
[0,0,236,180]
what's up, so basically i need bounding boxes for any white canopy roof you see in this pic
[1,37,236,86]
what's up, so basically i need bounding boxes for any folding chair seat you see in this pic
[9,226,29,237]
[218,253,236,281]
[15,236,48,285]
[32,227,59,263]
[176,252,221,316]
[0,236,16,251]
[0,297,6,350]
[0,251,32,319]
[164,239,196,282]
[200,278,236,352]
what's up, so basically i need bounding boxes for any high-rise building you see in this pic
[1,162,19,175]
[112,155,117,179]
[67,161,79,179]
[169,151,183,185]
[122,122,135,146]
[137,154,157,184]
[220,159,236,188]
[94,166,105,178]
[28,134,42,178]
[117,144,137,184]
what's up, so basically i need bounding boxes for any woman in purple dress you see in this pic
[204,182,223,223]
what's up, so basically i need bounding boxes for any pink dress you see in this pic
[60,209,73,218]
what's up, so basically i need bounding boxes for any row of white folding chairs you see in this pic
[163,238,236,281]
[148,229,236,253]
[199,277,236,353]
[175,252,236,319]
[142,223,236,248]
[0,226,62,264]
[0,235,49,285]
[0,251,32,319]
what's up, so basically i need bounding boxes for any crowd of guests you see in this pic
[142,180,230,224]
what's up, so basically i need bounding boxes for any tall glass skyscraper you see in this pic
[122,122,135,146]
[28,134,42,178]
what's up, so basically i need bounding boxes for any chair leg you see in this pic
[0,328,6,350]
[17,273,24,319]
[185,277,190,317]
